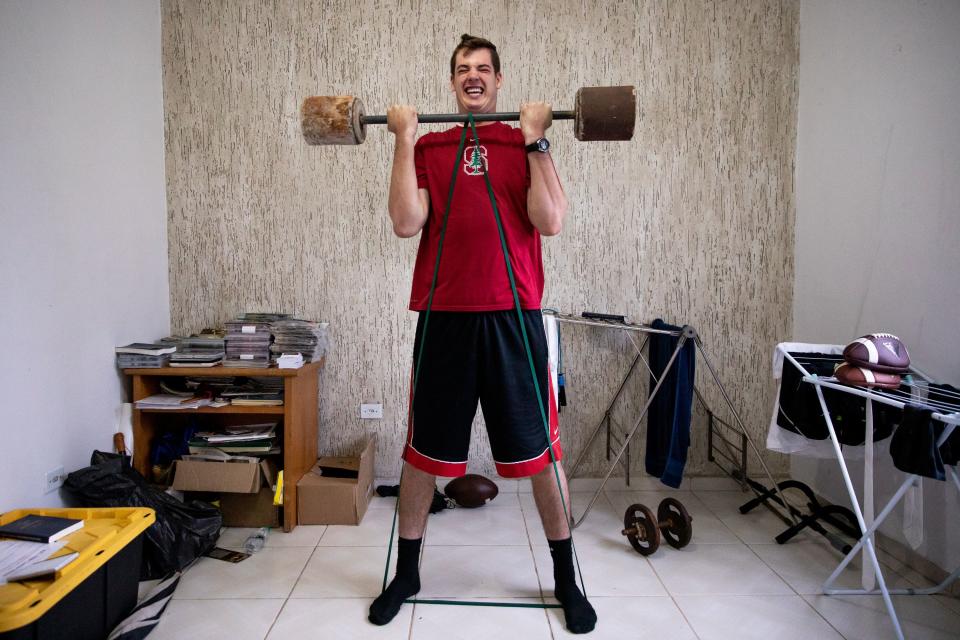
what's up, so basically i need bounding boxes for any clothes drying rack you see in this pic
[778,346,960,640]
[543,310,801,531]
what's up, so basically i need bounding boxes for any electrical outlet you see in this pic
[44,466,65,494]
[360,403,383,419]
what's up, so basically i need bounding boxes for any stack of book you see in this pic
[0,515,83,582]
[223,315,285,369]
[116,343,176,368]
[269,320,330,364]
[188,422,279,454]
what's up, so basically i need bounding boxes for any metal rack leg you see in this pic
[572,337,687,528]
[824,426,960,598]
[823,477,915,591]
[696,339,802,527]
[568,350,645,480]
[813,385,905,640]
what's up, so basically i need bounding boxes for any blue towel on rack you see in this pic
[645,318,696,488]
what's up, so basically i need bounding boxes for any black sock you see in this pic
[368,537,422,625]
[549,537,597,634]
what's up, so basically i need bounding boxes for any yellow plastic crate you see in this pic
[0,507,155,636]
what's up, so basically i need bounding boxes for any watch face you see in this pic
[537,138,550,152]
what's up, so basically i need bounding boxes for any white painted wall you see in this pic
[0,1,169,513]
[793,0,960,572]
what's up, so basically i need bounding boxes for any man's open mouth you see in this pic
[464,86,484,97]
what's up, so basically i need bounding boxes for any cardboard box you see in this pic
[297,435,375,525]
[172,458,275,494]
[219,488,280,528]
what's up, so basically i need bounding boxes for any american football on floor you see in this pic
[444,474,499,508]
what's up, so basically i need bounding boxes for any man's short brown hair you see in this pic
[449,34,500,77]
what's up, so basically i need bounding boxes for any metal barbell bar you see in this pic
[301,85,636,145]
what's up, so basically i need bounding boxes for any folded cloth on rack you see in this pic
[891,405,946,481]
[772,342,841,377]
[767,345,902,458]
[644,319,695,489]
[928,384,960,467]
[941,430,959,467]
[543,313,561,411]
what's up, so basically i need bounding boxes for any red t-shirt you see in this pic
[410,122,544,311]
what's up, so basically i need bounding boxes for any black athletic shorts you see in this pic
[402,309,562,478]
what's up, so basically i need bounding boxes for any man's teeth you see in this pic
[466,87,483,96]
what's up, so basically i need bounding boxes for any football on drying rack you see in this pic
[834,362,902,390]
[444,474,498,508]
[842,333,910,373]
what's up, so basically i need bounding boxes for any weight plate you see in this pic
[623,503,660,555]
[657,497,693,549]
[574,86,636,141]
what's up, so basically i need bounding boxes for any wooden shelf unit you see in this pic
[124,359,322,532]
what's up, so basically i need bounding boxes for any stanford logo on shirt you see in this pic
[463,144,488,175]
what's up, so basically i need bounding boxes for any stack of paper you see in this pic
[135,394,212,410]
[220,377,284,406]
[0,539,68,585]
[277,353,304,369]
[188,422,279,454]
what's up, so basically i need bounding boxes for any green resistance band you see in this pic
[382,115,585,610]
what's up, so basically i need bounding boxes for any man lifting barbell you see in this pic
[302,34,637,635]
[372,34,597,634]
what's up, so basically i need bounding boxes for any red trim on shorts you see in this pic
[403,445,468,477]
[495,440,563,478]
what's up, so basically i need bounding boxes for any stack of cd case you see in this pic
[269,320,329,364]
[223,318,274,368]
[116,343,175,368]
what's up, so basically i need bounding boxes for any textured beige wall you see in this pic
[162,0,799,481]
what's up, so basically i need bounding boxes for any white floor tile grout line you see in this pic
[261,598,290,640]
[625,491,705,640]
[518,491,557,640]
[261,540,325,640]
[688,487,960,638]
[178,484,959,638]
[734,518,850,640]
[408,509,430,640]
[694,484,960,628]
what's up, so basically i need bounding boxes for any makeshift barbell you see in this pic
[621,498,693,556]
[300,86,636,145]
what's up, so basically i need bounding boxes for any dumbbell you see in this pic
[621,498,693,556]
[300,86,636,145]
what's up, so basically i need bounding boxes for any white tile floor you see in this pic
[149,478,960,639]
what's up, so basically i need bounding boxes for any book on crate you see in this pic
[0,514,84,544]
[4,552,79,582]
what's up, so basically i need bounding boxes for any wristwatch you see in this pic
[524,137,550,153]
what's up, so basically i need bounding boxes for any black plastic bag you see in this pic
[64,451,222,579]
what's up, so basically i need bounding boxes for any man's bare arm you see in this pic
[387,105,430,237]
[521,101,567,236]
